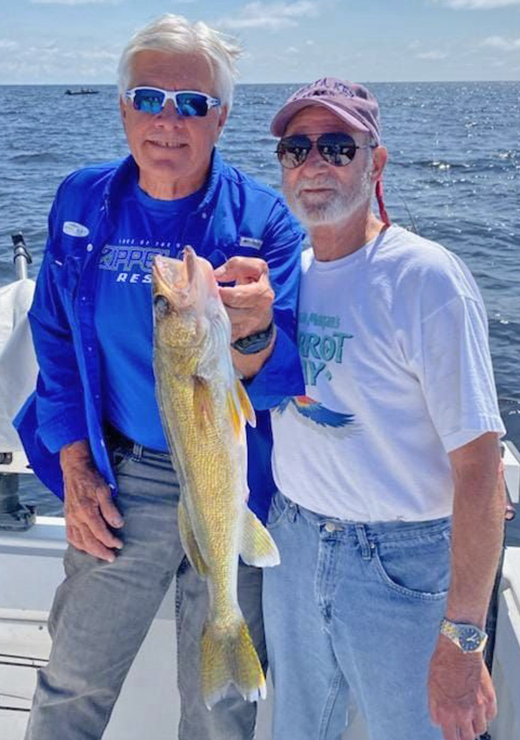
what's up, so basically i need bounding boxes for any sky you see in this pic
[0,0,519,84]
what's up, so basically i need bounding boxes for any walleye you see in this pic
[152,247,280,709]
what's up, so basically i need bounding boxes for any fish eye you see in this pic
[154,294,170,313]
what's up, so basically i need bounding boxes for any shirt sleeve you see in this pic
[411,295,505,453]
[244,197,306,410]
[28,187,89,453]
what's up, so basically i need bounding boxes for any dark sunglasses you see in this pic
[124,87,221,117]
[276,132,376,169]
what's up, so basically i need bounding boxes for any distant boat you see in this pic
[64,88,99,96]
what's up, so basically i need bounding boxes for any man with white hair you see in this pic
[263,78,506,740]
[16,15,304,740]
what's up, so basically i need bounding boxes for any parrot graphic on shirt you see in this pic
[276,395,355,428]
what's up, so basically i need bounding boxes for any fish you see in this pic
[152,246,280,709]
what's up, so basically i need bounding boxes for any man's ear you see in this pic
[372,145,388,182]
[216,105,229,138]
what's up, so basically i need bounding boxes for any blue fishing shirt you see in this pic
[15,150,305,522]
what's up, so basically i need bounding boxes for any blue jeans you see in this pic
[263,491,451,740]
[24,445,266,740]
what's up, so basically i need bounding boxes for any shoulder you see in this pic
[216,157,303,240]
[56,158,124,198]
[219,158,282,204]
[219,158,297,219]
[379,225,483,313]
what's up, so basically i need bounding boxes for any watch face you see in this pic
[459,627,483,652]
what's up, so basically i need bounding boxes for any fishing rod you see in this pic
[11,232,32,280]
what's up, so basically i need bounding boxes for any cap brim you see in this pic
[271,98,371,137]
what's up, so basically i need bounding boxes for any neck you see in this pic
[138,166,209,201]
[309,209,386,262]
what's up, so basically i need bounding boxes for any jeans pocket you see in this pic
[111,446,132,473]
[373,528,451,601]
[266,490,289,530]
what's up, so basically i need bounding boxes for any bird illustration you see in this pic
[276,395,355,429]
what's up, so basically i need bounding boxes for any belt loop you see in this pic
[287,498,298,523]
[132,442,144,461]
[355,524,372,560]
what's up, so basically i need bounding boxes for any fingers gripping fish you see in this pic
[152,247,280,709]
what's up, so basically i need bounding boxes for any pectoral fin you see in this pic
[235,380,256,428]
[240,508,280,568]
[227,381,256,439]
[178,501,207,578]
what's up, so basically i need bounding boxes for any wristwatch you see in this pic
[440,618,488,653]
[231,321,275,355]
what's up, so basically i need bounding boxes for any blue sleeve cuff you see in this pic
[37,409,89,454]
[244,327,305,410]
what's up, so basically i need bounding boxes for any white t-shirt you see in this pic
[271,225,505,522]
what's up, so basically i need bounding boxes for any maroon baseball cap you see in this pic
[271,77,381,144]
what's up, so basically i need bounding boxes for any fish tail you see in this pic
[201,615,266,709]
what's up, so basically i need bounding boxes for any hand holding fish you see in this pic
[60,439,124,562]
[214,257,274,341]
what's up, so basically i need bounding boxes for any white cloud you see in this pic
[215,1,319,31]
[31,0,121,5]
[482,35,520,50]
[0,37,121,83]
[417,50,449,59]
[285,46,299,54]
[0,39,19,50]
[434,0,520,8]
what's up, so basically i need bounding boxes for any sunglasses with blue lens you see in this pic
[125,87,221,117]
[276,132,376,169]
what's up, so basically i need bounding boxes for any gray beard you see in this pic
[283,167,373,227]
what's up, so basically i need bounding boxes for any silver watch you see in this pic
[440,618,488,653]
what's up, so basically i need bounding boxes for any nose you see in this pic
[156,99,183,124]
[301,143,328,175]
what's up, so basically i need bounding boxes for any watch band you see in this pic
[231,321,275,355]
[440,618,488,653]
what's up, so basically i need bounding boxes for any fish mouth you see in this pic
[152,249,200,308]
[152,256,185,304]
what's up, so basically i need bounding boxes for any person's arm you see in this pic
[428,432,503,740]
[216,198,305,408]
[28,190,89,453]
[29,186,124,560]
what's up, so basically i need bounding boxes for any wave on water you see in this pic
[8,152,62,165]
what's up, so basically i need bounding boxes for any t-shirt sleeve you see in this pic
[411,295,505,452]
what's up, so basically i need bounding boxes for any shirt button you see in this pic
[202,212,207,219]
[86,243,93,252]
[324,522,336,533]
[87,345,93,352]
[81,296,87,302]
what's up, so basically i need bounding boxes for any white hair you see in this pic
[117,14,241,110]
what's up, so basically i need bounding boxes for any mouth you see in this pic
[298,187,336,196]
[148,140,188,150]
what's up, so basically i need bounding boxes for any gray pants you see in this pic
[24,444,266,740]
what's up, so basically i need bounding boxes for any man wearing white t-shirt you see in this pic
[263,78,506,740]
